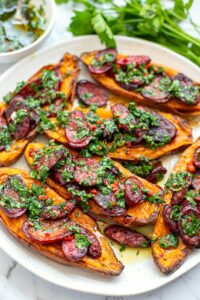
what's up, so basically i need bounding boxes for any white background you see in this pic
[0,1,200,299]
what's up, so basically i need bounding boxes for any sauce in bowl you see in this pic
[0,0,46,53]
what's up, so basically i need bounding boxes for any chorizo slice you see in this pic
[192,172,200,189]
[62,237,88,261]
[23,218,71,244]
[111,103,136,131]
[124,176,144,206]
[116,55,151,67]
[65,111,91,148]
[147,113,177,144]
[0,176,27,218]
[171,188,188,205]
[74,158,100,187]
[85,230,102,258]
[162,204,179,233]
[141,76,171,103]
[92,191,126,217]
[77,80,108,107]
[172,73,200,105]
[194,147,200,169]
[89,48,117,74]
[146,162,167,183]
[41,200,77,220]
[104,225,150,248]
[35,147,67,171]
[51,163,75,186]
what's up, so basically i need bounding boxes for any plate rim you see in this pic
[0,35,200,296]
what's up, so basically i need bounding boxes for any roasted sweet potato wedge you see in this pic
[0,103,29,166]
[44,102,192,161]
[28,52,80,110]
[152,139,200,274]
[81,50,200,115]
[0,53,79,166]
[25,142,163,227]
[0,168,123,275]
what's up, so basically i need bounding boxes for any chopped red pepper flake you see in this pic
[187,162,196,173]
[90,189,98,195]
[64,235,74,241]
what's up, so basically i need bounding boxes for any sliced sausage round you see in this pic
[89,48,117,74]
[83,230,101,258]
[111,103,135,131]
[116,55,151,67]
[172,73,200,105]
[111,103,129,119]
[4,96,27,121]
[92,191,126,216]
[74,158,100,187]
[124,177,144,206]
[41,200,77,220]
[66,111,91,148]
[51,163,75,186]
[162,204,179,233]
[1,177,27,218]
[178,215,200,248]
[192,172,200,189]
[23,218,71,244]
[118,80,145,91]
[171,188,188,205]
[147,113,177,144]
[142,76,171,103]
[146,162,167,183]
[77,80,108,107]
[194,147,200,169]
[35,147,67,171]
[62,237,88,261]
[104,225,150,248]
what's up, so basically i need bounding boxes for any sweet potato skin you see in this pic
[81,51,200,115]
[0,168,123,275]
[152,139,200,274]
[44,103,193,161]
[25,143,163,228]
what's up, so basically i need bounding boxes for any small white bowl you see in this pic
[0,0,56,64]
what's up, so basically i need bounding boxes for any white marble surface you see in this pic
[0,1,200,299]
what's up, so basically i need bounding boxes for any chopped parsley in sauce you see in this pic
[166,171,192,192]
[159,234,178,249]
[0,0,46,53]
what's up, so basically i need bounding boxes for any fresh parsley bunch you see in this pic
[56,0,200,66]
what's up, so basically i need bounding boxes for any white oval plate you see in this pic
[0,36,200,296]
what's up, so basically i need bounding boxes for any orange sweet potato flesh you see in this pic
[25,143,163,228]
[0,168,123,275]
[44,102,193,161]
[152,139,200,274]
[81,51,200,115]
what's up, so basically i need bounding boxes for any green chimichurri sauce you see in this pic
[0,0,46,53]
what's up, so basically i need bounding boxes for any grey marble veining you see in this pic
[0,2,200,299]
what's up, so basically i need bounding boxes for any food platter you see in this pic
[0,36,200,296]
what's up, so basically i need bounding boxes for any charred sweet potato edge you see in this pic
[152,139,200,274]
[44,101,193,161]
[0,168,123,275]
[80,51,200,115]
[25,142,163,228]
[0,53,80,167]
